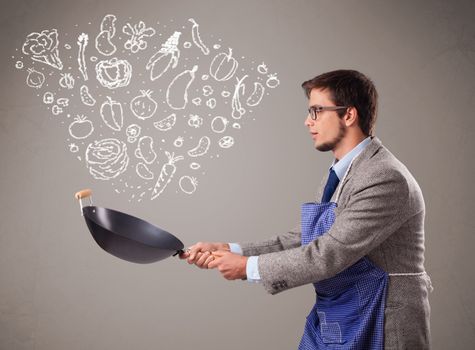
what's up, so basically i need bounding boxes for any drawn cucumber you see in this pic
[187,136,210,157]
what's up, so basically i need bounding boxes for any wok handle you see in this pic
[75,189,93,200]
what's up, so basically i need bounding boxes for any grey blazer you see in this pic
[238,136,432,349]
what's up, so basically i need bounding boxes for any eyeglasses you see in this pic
[307,105,348,120]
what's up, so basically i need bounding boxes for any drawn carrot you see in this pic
[151,151,184,200]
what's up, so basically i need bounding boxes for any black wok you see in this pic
[75,189,185,264]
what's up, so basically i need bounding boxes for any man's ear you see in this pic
[344,106,358,127]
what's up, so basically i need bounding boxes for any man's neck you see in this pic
[333,134,368,161]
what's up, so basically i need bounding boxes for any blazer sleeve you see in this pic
[237,224,302,256]
[257,168,411,295]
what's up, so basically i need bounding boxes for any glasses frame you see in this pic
[307,105,349,120]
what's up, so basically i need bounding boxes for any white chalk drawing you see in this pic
[192,97,202,106]
[246,82,265,106]
[79,85,96,106]
[57,97,69,107]
[26,68,45,89]
[126,124,142,143]
[211,116,229,133]
[146,31,181,81]
[202,85,213,96]
[134,136,157,165]
[174,136,184,147]
[86,138,129,180]
[210,48,238,82]
[52,105,63,115]
[257,62,268,74]
[96,14,117,56]
[22,29,63,70]
[130,90,157,120]
[188,18,209,55]
[190,162,200,170]
[123,21,155,53]
[187,136,210,157]
[151,151,184,200]
[136,162,154,180]
[218,136,234,149]
[77,33,89,80]
[69,115,94,139]
[59,73,75,89]
[153,113,176,131]
[95,58,132,89]
[187,114,203,128]
[266,73,280,88]
[43,92,54,104]
[15,16,280,200]
[231,75,248,119]
[179,176,198,194]
[206,98,216,109]
[100,96,123,131]
[69,143,79,153]
[166,65,198,110]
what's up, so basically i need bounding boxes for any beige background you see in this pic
[1,0,474,349]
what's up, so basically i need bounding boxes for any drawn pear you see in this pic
[95,30,116,56]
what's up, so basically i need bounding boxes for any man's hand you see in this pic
[179,242,230,269]
[208,250,248,280]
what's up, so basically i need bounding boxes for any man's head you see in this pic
[302,70,378,156]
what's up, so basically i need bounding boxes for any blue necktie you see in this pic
[321,168,340,203]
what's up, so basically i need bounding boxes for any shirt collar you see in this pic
[331,136,372,180]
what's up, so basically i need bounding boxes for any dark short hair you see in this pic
[301,69,378,136]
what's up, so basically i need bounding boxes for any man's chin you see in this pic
[316,142,334,152]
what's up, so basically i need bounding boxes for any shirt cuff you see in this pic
[246,256,261,283]
[228,243,243,255]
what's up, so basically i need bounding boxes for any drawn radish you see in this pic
[166,65,198,110]
[130,90,157,120]
[151,151,184,200]
[26,68,45,89]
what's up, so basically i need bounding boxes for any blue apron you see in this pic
[298,200,388,350]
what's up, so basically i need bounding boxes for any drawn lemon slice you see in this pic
[153,113,176,131]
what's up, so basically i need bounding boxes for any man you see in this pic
[180,70,432,349]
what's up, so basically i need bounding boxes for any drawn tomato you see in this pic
[69,115,94,140]
[95,58,132,89]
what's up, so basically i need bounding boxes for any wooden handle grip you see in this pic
[75,189,92,200]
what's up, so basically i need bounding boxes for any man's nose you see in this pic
[304,114,314,127]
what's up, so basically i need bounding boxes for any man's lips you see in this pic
[310,132,318,139]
